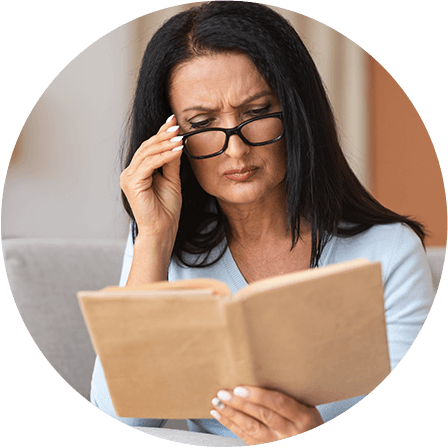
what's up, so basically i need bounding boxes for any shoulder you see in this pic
[328,221,434,307]
[326,223,434,299]
[329,223,435,371]
[326,223,424,275]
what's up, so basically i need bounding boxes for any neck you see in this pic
[218,185,291,246]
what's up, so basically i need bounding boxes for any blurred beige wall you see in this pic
[2,2,369,241]
[2,21,137,240]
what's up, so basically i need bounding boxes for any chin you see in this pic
[217,187,267,206]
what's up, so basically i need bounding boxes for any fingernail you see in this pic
[217,390,232,401]
[212,398,225,410]
[170,135,183,143]
[166,114,175,123]
[233,387,249,398]
[171,145,183,152]
[210,410,221,420]
[166,125,179,133]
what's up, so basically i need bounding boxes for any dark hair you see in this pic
[121,1,425,268]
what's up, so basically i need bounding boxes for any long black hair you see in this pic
[121,1,425,268]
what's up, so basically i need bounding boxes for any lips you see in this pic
[224,166,256,175]
[223,166,258,181]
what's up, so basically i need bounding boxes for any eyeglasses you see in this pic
[181,112,284,159]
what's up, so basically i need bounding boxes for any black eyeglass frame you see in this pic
[180,112,284,160]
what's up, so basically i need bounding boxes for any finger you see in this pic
[157,113,177,134]
[162,145,183,183]
[132,127,182,162]
[121,145,183,194]
[126,115,182,171]
[125,137,183,177]
[134,145,183,180]
[232,387,302,420]
[210,408,275,445]
[213,391,299,438]
[232,386,323,432]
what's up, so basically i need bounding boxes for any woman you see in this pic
[91,2,434,443]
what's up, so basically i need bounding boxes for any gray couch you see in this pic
[2,238,445,444]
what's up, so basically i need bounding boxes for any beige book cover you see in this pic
[77,258,390,419]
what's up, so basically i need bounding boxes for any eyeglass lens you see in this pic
[184,116,283,158]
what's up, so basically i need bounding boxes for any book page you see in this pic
[78,289,238,418]
[238,261,390,406]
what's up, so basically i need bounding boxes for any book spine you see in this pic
[216,300,256,388]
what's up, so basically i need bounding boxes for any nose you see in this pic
[224,133,251,159]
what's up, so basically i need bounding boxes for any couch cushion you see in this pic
[2,238,126,399]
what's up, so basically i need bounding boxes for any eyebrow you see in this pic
[181,90,274,113]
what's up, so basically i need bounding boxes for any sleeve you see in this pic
[318,223,435,422]
[118,227,134,287]
[382,223,436,370]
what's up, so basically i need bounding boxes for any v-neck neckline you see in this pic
[220,233,336,293]
[222,244,248,292]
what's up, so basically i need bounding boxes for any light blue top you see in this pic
[90,222,435,437]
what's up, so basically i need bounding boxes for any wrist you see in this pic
[134,230,175,257]
[127,232,175,285]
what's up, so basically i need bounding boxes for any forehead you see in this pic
[169,53,271,109]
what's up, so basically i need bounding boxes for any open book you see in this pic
[78,258,390,419]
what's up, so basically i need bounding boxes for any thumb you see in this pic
[162,148,182,185]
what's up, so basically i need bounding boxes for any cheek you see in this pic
[189,159,217,194]
[265,143,287,179]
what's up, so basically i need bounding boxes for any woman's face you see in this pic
[169,53,287,208]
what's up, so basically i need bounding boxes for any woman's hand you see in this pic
[120,115,184,243]
[210,386,323,444]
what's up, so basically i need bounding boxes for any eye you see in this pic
[189,119,212,129]
[246,105,272,117]
[187,114,216,130]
